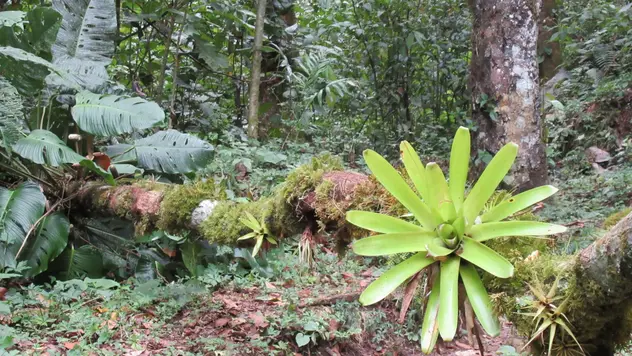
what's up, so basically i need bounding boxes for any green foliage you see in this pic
[237,211,277,256]
[21,213,69,278]
[13,130,84,166]
[157,179,226,232]
[347,128,566,353]
[71,91,165,136]
[0,80,24,154]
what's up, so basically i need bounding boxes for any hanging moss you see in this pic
[157,179,226,233]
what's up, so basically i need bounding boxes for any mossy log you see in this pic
[75,159,632,354]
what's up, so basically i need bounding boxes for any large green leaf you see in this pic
[13,129,84,166]
[470,221,567,242]
[352,231,434,256]
[462,143,518,226]
[426,163,455,222]
[0,11,26,28]
[346,211,426,233]
[71,91,165,136]
[420,276,441,354]
[0,46,66,95]
[106,130,214,174]
[22,212,69,277]
[481,185,559,222]
[53,244,103,280]
[50,0,117,92]
[363,149,441,230]
[449,127,470,212]
[358,252,433,306]
[439,257,460,341]
[0,79,24,153]
[0,182,46,269]
[459,237,513,278]
[460,263,500,336]
[0,8,61,60]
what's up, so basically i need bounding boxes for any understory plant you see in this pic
[238,212,277,257]
[346,127,567,353]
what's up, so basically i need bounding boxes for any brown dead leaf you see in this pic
[328,319,340,340]
[399,272,422,323]
[230,317,247,327]
[64,342,77,350]
[250,312,268,328]
[265,281,277,289]
[95,306,108,314]
[215,318,230,327]
[107,319,117,330]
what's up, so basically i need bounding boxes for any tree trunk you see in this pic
[537,0,562,80]
[469,0,548,190]
[246,0,267,139]
[75,168,632,353]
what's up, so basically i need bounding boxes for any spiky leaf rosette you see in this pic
[346,127,567,353]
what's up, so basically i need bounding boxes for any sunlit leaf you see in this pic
[481,185,559,222]
[346,210,426,234]
[470,221,567,241]
[459,237,513,278]
[460,263,500,336]
[359,252,434,306]
[352,232,434,256]
[426,163,456,222]
[421,276,441,353]
[425,238,454,258]
[449,127,470,213]
[400,141,431,203]
[462,143,518,226]
[364,149,441,229]
[439,257,460,341]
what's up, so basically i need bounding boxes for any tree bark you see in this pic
[246,0,267,139]
[469,0,548,190]
[537,0,562,80]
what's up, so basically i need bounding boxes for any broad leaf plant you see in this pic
[346,127,567,353]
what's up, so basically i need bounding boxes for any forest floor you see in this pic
[3,167,632,356]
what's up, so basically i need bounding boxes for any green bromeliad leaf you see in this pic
[358,252,434,306]
[481,185,559,222]
[352,231,434,256]
[400,141,431,203]
[363,149,441,230]
[460,263,500,336]
[426,163,455,222]
[420,275,441,353]
[439,257,460,341]
[346,210,426,234]
[459,237,513,278]
[449,127,470,212]
[425,238,455,258]
[462,143,518,227]
[470,221,567,241]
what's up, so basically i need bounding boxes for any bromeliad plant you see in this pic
[238,212,277,257]
[346,127,567,353]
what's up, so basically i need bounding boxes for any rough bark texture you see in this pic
[470,0,548,190]
[246,0,267,139]
[537,0,562,80]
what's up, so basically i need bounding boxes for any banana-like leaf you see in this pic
[439,257,460,341]
[346,210,426,233]
[0,79,24,154]
[50,0,117,92]
[352,231,434,256]
[22,212,69,277]
[359,252,434,306]
[426,163,456,222]
[481,185,559,222]
[470,221,567,241]
[462,143,518,226]
[420,276,441,353]
[0,8,61,60]
[460,263,500,336]
[459,237,514,278]
[53,244,104,280]
[13,129,84,166]
[400,141,431,203]
[449,127,470,212]
[364,149,441,230]
[0,46,68,95]
[426,238,455,258]
[0,182,46,269]
[105,130,214,174]
[71,91,165,136]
